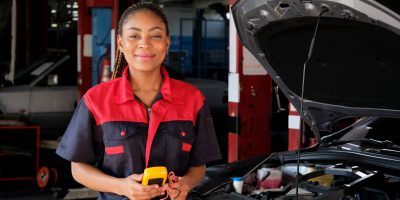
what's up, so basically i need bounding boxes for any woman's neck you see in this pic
[129,68,163,93]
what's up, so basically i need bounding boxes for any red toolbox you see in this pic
[0,126,40,181]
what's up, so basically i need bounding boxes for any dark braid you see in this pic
[112,2,169,79]
[112,48,127,79]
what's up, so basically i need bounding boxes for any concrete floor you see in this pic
[0,182,54,200]
[0,181,97,200]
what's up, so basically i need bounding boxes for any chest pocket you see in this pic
[101,123,146,177]
[162,121,196,175]
[165,121,195,151]
[103,125,139,155]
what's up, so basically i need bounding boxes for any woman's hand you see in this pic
[71,162,165,199]
[119,174,165,200]
[166,165,206,200]
[167,176,190,200]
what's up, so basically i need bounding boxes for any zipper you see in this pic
[147,107,151,122]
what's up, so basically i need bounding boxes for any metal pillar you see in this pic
[228,0,272,162]
[91,8,111,85]
[77,0,92,97]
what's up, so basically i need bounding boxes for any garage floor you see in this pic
[0,181,97,200]
[0,181,54,200]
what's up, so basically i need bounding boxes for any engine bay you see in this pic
[195,161,400,200]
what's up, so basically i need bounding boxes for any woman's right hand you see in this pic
[119,173,165,200]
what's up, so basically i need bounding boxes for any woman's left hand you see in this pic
[166,166,206,200]
[167,176,190,200]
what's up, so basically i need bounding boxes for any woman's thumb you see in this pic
[130,173,143,182]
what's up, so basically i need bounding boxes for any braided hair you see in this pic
[112,2,170,79]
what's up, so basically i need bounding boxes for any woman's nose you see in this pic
[139,37,151,49]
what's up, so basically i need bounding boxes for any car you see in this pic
[0,51,77,137]
[192,0,400,199]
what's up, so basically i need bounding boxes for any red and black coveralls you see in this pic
[56,67,222,200]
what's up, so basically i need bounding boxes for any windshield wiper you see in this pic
[364,148,400,156]
[322,138,400,151]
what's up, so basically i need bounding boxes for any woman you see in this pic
[56,2,221,200]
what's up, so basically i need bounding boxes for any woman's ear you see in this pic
[117,35,124,52]
[166,36,171,51]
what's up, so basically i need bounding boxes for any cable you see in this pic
[255,171,271,190]
[296,6,329,199]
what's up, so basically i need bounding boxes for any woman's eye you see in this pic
[129,35,138,39]
[152,35,162,39]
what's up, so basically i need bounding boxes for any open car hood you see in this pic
[232,0,400,140]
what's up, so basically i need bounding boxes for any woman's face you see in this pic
[118,10,170,73]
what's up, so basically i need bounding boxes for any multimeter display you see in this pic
[142,166,168,186]
[148,178,165,186]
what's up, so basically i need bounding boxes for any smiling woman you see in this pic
[117,9,170,75]
[112,3,170,79]
[56,2,222,200]
[116,8,170,107]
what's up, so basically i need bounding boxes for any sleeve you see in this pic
[56,98,98,163]
[190,101,222,166]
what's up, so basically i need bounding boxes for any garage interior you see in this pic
[0,0,293,199]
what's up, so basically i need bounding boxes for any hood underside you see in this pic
[232,0,400,138]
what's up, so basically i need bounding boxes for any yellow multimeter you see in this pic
[142,166,168,186]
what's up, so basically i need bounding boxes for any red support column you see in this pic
[77,0,93,97]
[228,102,239,162]
[111,0,119,73]
[288,103,301,150]
[228,0,272,161]
[227,8,242,162]
[238,75,272,159]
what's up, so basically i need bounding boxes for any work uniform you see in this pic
[56,66,221,200]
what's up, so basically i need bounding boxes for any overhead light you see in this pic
[51,9,56,14]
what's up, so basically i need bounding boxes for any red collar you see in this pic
[113,66,182,104]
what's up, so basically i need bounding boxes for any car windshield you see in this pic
[13,52,76,86]
[364,117,400,143]
[13,56,49,85]
[321,117,400,156]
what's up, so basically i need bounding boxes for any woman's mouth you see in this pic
[135,53,156,60]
